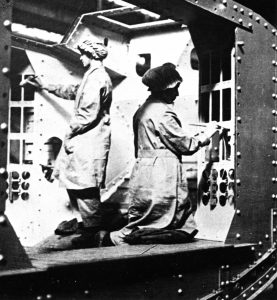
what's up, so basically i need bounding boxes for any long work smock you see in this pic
[111,95,209,244]
[49,65,112,190]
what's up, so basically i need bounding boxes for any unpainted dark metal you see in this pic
[126,0,256,29]
[199,248,277,299]
[0,243,254,299]
[222,248,277,299]
[0,0,12,213]
[226,12,277,252]
[0,0,32,273]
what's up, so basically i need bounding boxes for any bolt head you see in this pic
[0,215,6,225]
[3,20,11,28]
[0,254,5,263]
[236,233,241,239]
[2,67,9,74]
[0,123,8,131]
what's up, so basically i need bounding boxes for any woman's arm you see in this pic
[46,84,80,100]
[158,110,217,155]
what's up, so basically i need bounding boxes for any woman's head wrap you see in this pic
[77,40,108,61]
[142,63,182,92]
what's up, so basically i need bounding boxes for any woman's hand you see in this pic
[64,134,74,154]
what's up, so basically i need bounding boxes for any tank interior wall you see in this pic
[6,26,199,246]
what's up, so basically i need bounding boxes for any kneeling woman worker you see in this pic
[103,63,219,246]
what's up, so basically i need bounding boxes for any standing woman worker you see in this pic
[108,63,219,246]
[35,40,112,248]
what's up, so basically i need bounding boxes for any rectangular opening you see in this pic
[212,90,220,121]
[10,107,21,133]
[222,88,231,121]
[199,92,210,123]
[23,141,33,164]
[10,140,20,164]
[222,52,231,81]
[23,75,35,101]
[23,107,34,133]
[10,75,22,101]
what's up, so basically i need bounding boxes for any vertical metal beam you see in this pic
[0,0,12,213]
[0,0,31,271]
[226,20,277,251]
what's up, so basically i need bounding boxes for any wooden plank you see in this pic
[26,238,253,270]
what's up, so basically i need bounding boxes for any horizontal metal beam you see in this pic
[14,1,77,25]
[125,0,266,29]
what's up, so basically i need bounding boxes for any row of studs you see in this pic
[189,0,277,34]
[0,19,12,206]
[235,23,277,243]
[0,7,12,266]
